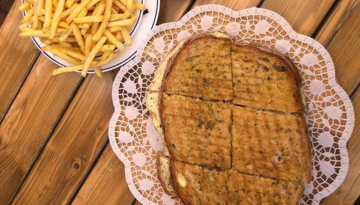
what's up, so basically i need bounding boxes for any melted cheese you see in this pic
[177,173,187,187]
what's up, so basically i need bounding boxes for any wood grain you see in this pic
[12,70,115,204]
[325,3,360,95]
[157,0,195,24]
[191,0,262,10]
[0,56,82,204]
[72,145,134,205]
[261,0,336,36]
[133,200,142,205]
[315,0,359,46]
[0,0,40,122]
[321,88,360,205]
[72,1,195,204]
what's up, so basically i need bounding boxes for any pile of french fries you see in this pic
[19,0,146,77]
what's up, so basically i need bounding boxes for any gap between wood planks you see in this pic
[66,1,199,204]
[7,77,85,204]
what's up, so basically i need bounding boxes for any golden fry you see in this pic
[85,34,93,55]
[71,24,85,53]
[37,0,44,15]
[58,26,73,41]
[103,29,124,52]
[66,0,90,23]
[93,67,103,77]
[19,2,31,11]
[100,50,111,60]
[52,48,82,65]
[94,50,118,67]
[58,41,72,47]
[58,21,70,28]
[81,36,107,76]
[22,8,34,23]
[100,44,115,52]
[58,47,86,60]
[113,0,127,12]
[20,30,48,37]
[52,65,83,75]
[106,18,132,27]
[134,3,146,10]
[61,3,78,19]
[126,0,132,10]
[86,0,100,9]
[120,26,131,46]
[44,0,52,28]
[65,0,74,8]
[74,16,104,23]
[92,0,112,41]
[49,0,65,39]
[108,26,122,32]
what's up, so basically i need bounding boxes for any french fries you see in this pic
[19,0,146,77]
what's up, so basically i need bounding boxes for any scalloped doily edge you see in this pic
[109,5,355,205]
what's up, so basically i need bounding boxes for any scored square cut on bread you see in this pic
[160,93,232,169]
[231,106,312,183]
[228,170,305,205]
[171,160,229,205]
[162,35,233,101]
[170,161,304,205]
[231,44,304,113]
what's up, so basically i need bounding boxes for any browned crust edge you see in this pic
[155,152,178,197]
[156,33,312,203]
[160,33,232,94]
[298,113,313,183]
[169,160,192,205]
[292,182,305,205]
[232,41,305,113]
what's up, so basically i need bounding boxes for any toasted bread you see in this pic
[156,152,177,196]
[162,34,233,101]
[231,44,304,113]
[145,33,312,204]
[232,106,312,183]
[160,93,232,169]
[228,170,304,205]
[171,160,229,205]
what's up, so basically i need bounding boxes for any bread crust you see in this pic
[156,152,178,197]
[149,33,312,204]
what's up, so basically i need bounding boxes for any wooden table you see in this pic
[0,0,359,204]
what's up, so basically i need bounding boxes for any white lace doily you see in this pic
[109,5,355,205]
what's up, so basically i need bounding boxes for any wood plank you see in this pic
[0,56,82,204]
[191,0,262,10]
[261,0,336,36]
[12,0,195,204]
[321,87,360,205]
[314,0,359,46]
[12,71,114,204]
[0,0,14,14]
[133,200,142,205]
[72,145,134,205]
[324,3,360,95]
[157,0,195,24]
[0,0,40,121]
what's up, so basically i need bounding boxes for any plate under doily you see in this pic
[109,5,355,205]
